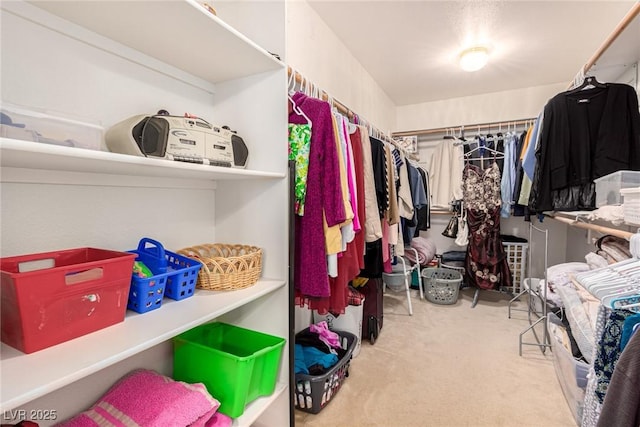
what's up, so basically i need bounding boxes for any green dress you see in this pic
[288,123,311,215]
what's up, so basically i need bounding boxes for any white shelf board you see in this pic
[0,139,284,181]
[552,210,639,227]
[0,279,286,411]
[233,383,286,427]
[25,0,284,84]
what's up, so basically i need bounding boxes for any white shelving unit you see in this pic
[1,280,286,411]
[0,1,289,426]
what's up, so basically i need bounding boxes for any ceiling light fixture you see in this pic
[459,46,489,72]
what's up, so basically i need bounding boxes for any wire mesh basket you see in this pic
[421,267,463,305]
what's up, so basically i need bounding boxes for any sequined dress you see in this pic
[462,162,513,290]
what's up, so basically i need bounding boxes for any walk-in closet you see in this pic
[1,1,640,427]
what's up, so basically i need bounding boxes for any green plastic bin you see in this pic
[173,322,286,418]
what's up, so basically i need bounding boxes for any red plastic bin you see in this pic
[1,247,136,354]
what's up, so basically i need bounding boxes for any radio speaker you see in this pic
[132,117,169,157]
[231,135,249,168]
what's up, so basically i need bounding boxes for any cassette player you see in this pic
[105,113,248,168]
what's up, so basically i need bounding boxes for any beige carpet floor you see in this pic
[295,286,576,427]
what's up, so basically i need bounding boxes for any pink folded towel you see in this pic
[56,369,221,427]
[205,412,233,427]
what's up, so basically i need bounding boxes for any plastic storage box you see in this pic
[173,322,286,418]
[594,170,640,207]
[0,103,104,151]
[620,187,640,225]
[548,313,589,425]
[294,329,357,414]
[1,247,136,353]
[127,238,201,314]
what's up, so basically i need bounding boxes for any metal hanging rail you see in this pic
[582,2,640,75]
[288,66,354,121]
[391,117,536,138]
[549,214,635,240]
[287,66,418,158]
[569,2,640,89]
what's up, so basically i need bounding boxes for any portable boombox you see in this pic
[105,114,248,168]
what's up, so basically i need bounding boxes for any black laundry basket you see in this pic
[294,329,357,414]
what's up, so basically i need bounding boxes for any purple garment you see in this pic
[290,92,346,297]
[310,321,342,349]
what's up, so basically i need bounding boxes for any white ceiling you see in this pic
[307,1,638,106]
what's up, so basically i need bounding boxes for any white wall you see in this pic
[285,0,396,132]
[211,1,285,61]
[396,82,568,132]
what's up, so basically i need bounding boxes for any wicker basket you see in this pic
[177,244,262,291]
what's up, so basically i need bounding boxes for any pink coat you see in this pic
[290,92,346,297]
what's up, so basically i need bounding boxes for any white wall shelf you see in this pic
[22,0,284,86]
[0,139,285,182]
[233,383,286,427]
[1,0,289,424]
[0,279,286,412]
[549,211,639,240]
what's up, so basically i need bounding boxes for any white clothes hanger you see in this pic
[576,257,640,312]
[288,68,297,95]
[463,140,504,161]
[289,95,312,128]
[602,287,640,307]
[611,291,640,312]
[287,71,312,127]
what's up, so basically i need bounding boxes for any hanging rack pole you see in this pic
[287,66,353,120]
[582,2,640,75]
[287,66,417,159]
[549,214,634,240]
[391,118,535,138]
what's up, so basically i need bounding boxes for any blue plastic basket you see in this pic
[127,264,169,314]
[164,252,201,301]
[126,238,200,313]
[132,238,168,274]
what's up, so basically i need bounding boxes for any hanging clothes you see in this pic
[359,135,388,279]
[511,129,529,217]
[289,92,346,300]
[597,326,640,427]
[428,138,464,208]
[413,167,430,235]
[307,119,372,315]
[462,162,513,290]
[397,153,414,220]
[403,162,428,245]
[500,132,517,217]
[288,124,311,215]
[348,126,367,271]
[369,136,388,219]
[360,127,383,242]
[530,83,640,212]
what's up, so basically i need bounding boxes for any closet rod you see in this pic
[582,2,640,75]
[549,215,634,240]
[287,66,417,158]
[391,117,535,138]
[287,66,353,120]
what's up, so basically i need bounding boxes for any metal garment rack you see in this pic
[508,223,552,355]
